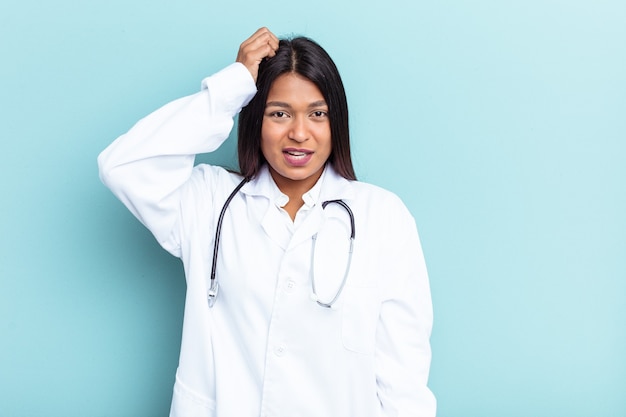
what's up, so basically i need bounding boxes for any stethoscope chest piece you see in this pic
[207,282,219,308]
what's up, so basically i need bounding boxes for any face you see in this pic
[261,72,332,194]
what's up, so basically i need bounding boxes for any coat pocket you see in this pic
[341,286,380,355]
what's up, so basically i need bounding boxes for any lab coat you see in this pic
[98,63,436,417]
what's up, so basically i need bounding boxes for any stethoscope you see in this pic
[208,177,355,309]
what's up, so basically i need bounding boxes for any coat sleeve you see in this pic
[375,198,436,417]
[97,63,256,257]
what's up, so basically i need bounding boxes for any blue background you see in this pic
[1,0,624,416]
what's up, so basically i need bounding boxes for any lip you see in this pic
[282,148,314,167]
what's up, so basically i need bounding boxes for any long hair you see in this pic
[237,37,356,181]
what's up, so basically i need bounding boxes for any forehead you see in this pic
[266,73,325,104]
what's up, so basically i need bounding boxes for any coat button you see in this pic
[274,345,286,356]
[285,280,295,292]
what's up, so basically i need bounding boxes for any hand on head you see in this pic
[236,27,279,83]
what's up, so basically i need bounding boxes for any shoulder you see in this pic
[182,164,244,203]
[191,163,240,181]
[350,180,411,213]
[345,179,417,234]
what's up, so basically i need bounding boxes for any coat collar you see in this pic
[239,164,355,204]
[239,164,355,251]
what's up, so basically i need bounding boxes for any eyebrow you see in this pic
[265,100,328,109]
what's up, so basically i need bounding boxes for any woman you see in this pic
[98,27,435,417]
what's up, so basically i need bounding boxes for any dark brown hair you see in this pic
[237,37,356,181]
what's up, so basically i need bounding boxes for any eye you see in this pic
[311,110,328,118]
[269,111,289,118]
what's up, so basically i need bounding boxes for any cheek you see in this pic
[261,121,281,144]
[319,126,332,152]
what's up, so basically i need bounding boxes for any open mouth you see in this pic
[285,150,311,157]
[283,149,313,166]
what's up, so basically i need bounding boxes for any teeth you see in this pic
[287,151,306,156]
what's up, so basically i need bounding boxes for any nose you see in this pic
[288,116,309,143]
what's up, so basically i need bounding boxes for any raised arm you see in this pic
[98,29,279,257]
[97,66,255,257]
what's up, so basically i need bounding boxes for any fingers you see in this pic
[236,27,279,82]
[240,27,279,58]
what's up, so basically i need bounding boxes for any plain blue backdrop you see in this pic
[1,0,624,416]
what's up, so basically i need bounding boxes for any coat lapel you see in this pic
[240,167,290,250]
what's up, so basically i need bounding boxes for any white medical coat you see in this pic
[98,63,436,417]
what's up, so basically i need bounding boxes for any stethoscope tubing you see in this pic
[208,177,249,307]
[310,200,355,308]
[207,177,355,309]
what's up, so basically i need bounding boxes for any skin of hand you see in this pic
[236,27,280,83]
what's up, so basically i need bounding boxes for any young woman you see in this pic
[98,27,435,417]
